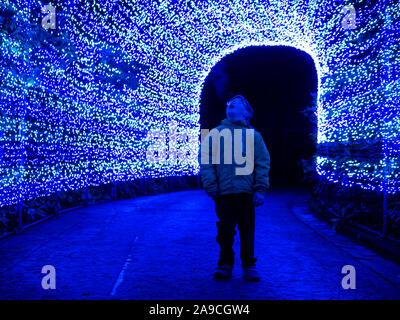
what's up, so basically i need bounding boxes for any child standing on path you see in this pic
[200,94,271,281]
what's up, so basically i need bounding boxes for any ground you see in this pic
[0,187,399,300]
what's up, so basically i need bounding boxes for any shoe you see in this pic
[242,265,260,281]
[214,264,233,279]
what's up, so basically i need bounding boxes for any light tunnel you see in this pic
[0,0,399,209]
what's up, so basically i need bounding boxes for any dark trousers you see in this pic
[215,193,257,268]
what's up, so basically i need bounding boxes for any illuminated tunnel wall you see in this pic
[0,0,399,208]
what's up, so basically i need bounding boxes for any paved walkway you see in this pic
[1,187,400,300]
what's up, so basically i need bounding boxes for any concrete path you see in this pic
[1,187,399,300]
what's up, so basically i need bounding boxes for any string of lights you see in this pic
[0,0,399,208]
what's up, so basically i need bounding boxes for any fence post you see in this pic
[112,180,117,199]
[382,183,387,236]
[382,5,392,237]
[16,200,23,230]
[55,190,59,214]
[17,85,27,230]
[85,185,89,206]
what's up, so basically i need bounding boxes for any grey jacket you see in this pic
[199,118,271,197]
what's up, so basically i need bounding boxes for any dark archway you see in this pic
[200,45,318,187]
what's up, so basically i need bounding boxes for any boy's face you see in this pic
[226,98,247,121]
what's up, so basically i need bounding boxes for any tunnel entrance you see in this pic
[200,45,318,188]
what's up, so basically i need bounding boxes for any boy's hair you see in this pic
[227,94,254,120]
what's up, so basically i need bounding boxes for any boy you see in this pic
[199,94,270,281]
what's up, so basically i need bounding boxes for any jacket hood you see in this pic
[220,118,253,129]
